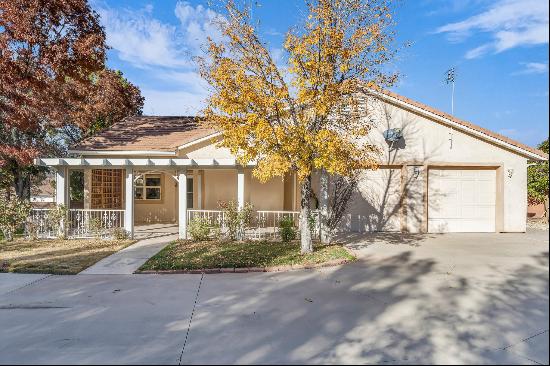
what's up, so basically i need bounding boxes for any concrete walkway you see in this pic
[79,224,178,275]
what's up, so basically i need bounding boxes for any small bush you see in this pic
[110,227,129,240]
[188,217,211,241]
[210,223,222,241]
[46,204,68,239]
[279,216,297,243]
[88,217,103,239]
[218,200,254,241]
[0,196,31,241]
[25,219,40,240]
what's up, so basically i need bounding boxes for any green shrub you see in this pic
[278,216,297,242]
[0,196,31,241]
[218,200,253,241]
[25,220,40,240]
[188,217,211,241]
[46,204,68,239]
[210,223,222,241]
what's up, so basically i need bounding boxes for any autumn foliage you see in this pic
[199,0,399,252]
[0,0,143,198]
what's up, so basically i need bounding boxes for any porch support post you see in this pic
[124,167,134,239]
[319,169,329,243]
[55,167,68,236]
[197,171,202,209]
[237,169,245,210]
[55,167,67,207]
[178,170,188,239]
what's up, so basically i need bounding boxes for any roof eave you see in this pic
[68,149,178,156]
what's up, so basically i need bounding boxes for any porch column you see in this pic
[237,169,245,210]
[197,171,203,209]
[124,167,134,239]
[178,170,188,239]
[55,167,68,235]
[319,169,329,243]
[55,167,67,206]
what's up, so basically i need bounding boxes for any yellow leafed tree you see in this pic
[199,0,400,253]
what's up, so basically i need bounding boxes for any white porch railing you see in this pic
[186,209,320,240]
[68,209,125,238]
[187,209,226,228]
[27,208,125,239]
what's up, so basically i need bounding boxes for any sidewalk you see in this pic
[79,224,178,275]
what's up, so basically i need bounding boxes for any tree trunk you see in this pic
[13,170,31,200]
[300,175,313,254]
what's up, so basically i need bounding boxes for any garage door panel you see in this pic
[342,168,402,232]
[428,169,496,233]
[461,182,477,204]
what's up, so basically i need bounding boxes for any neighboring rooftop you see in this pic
[70,116,217,153]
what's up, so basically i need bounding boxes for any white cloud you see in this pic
[436,0,549,58]
[174,1,225,50]
[97,5,187,68]
[514,61,549,75]
[91,1,226,115]
[96,1,224,69]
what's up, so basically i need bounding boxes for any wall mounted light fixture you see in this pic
[507,169,514,178]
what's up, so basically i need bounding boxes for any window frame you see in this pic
[186,177,194,209]
[134,173,163,202]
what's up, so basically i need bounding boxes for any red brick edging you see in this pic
[137,257,355,275]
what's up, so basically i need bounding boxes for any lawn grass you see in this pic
[0,238,136,275]
[139,240,356,271]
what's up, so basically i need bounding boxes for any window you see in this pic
[187,178,194,209]
[134,174,162,200]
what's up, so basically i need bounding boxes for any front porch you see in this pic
[33,157,323,240]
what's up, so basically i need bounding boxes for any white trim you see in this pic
[31,196,54,203]
[237,170,245,210]
[372,90,548,161]
[68,150,177,156]
[34,157,252,168]
[177,132,222,150]
[124,168,134,238]
[178,170,188,239]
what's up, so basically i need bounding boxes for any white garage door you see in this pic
[428,169,496,233]
[342,168,402,232]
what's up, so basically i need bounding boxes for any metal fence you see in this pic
[186,209,320,240]
[27,208,125,239]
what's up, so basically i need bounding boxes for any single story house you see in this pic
[34,90,548,239]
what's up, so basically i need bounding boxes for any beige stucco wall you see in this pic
[201,169,287,211]
[319,98,529,233]
[134,171,178,224]
[202,169,237,209]
[245,170,286,211]
[179,139,234,159]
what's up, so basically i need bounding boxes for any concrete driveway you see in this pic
[0,230,548,365]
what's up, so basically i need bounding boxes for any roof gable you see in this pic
[71,116,217,154]
[373,89,548,161]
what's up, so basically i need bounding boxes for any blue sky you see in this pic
[91,0,549,147]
